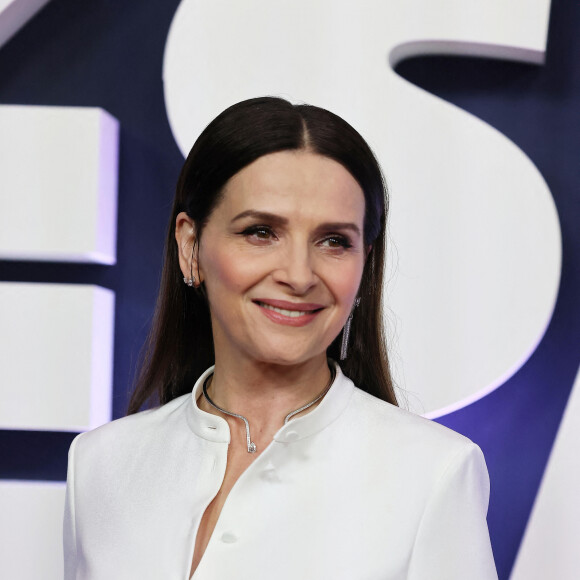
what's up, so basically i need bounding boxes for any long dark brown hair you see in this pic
[128,97,397,414]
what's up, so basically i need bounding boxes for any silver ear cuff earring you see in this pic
[340,297,361,360]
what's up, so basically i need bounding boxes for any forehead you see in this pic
[215,150,365,223]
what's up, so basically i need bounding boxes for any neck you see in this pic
[201,354,333,435]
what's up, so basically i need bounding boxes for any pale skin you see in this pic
[175,149,369,577]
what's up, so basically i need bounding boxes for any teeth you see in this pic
[260,303,310,317]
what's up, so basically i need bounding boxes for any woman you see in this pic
[64,97,498,579]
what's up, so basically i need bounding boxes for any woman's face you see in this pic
[187,150,367,368]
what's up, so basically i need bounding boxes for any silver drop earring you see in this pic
[340,298,360,360]
[183,247,196,287]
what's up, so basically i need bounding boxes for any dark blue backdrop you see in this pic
[0,1,579,578]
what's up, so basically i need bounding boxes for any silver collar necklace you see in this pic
[202,366,336,453]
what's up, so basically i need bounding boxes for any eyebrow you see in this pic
[232,210,288,226]
[231,210,361,236]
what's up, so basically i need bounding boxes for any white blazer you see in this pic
[64,364,498,579]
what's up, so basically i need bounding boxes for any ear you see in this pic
[365,244,373,258]
[175,211,202,286]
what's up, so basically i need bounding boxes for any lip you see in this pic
[253,299,325,327]
[254,299,325,311]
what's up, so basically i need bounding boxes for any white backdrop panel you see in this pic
[0,105,119,264]
[0,480,65,580]
[0,282,114,431]
[163,0,560,416]
[510,365,580,580]
[0,0,51,49]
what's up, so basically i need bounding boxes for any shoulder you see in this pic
[71,393,192,464]
[345,384,486,478]
[351,385,472,443]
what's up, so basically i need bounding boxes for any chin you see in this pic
[251,345,324,367]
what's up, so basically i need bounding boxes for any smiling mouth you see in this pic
[253,300,324,318]
[259,303,310,318]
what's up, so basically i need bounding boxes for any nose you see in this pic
[271,242,317,295]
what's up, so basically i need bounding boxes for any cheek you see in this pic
[323,259,365,309]
[200,245,261,301]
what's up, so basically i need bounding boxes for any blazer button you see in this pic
[221,531,238,544]
[261,467,279,483]
[285,430,299,441]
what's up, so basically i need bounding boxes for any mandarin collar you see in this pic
[186,361,354,444]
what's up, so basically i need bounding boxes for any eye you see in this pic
[240,225,276,243]
[320,234,353,249]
